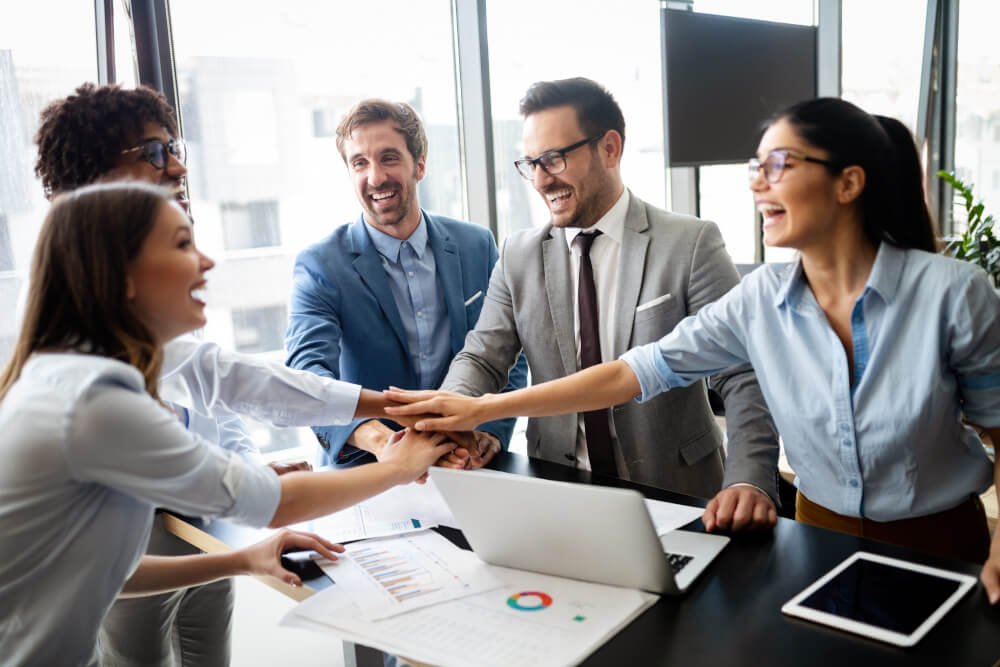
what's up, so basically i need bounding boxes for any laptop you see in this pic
[429,467,729,594]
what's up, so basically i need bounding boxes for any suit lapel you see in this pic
[614,193,651,358]
[348,217,409,354]
[425,213,467,355]
[542,227,579,376]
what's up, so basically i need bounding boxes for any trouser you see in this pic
[795,491,991,564]
[100,514,234,667]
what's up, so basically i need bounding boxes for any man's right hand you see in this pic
[379,428,455,484]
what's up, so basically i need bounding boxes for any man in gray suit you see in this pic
[439,78,780,528]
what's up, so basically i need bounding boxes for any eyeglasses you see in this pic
[748,150,833,185]
[514,134,603,180]
[120,137,187,170]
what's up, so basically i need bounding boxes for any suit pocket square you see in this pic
[464,290,483,307]
[636,293,673,312]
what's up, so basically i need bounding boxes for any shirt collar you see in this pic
[363,212,429,263]
[563,188,629,250]
[774,242,904,309]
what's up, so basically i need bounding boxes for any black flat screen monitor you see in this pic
[662,10,817,166]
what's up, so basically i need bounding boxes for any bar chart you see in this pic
[351,546,442,603]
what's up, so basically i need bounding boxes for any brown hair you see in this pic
[519,77,626,149]
[335,99,428,164]
[0,182,171,401]
[34,83,178,197]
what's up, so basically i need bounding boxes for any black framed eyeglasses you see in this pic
[748,149,833,185]
[120,137,187,170]
[514,134,603,180]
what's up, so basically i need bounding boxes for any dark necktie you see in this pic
[572,231,615,476]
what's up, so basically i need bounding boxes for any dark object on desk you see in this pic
[280,554,326,581]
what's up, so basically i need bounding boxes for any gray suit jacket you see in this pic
[442,193,779,500]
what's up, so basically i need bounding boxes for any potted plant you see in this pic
[937,170,1000,288]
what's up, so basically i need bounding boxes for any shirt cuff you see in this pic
[620,342,679,403]
[222,459,282,528]
[319,380,362,425]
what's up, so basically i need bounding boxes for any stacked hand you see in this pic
[384,388,486,433]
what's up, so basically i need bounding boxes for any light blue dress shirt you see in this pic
[364,215,451,388]
[622,244,1000,521]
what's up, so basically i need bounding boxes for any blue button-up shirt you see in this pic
[364,215,451,388]
[622,244,1000,521]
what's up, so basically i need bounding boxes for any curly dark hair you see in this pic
[34,83,178,197]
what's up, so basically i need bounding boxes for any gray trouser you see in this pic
[99,514,234,667]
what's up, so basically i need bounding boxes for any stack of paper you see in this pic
[281,532,658,667]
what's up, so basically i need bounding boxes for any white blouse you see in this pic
[0,353,281,666]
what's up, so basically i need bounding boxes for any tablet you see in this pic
[781,551,977,647]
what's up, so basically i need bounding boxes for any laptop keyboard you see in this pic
[666,552,693,574]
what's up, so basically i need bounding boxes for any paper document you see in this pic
[294,505,429,544]
[360,477,459,528]
[283,564,658,667]
[643,498,704,536]
[318,531,501,619]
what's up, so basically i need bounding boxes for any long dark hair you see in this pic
[773,98,937,252]
[0,182,171,400]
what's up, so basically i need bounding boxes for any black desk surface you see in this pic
[173,453,1000,666]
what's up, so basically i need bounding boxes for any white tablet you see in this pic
[781,551,977,647]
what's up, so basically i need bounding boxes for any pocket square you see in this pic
[464,290,483,307]
[636,293,673,312]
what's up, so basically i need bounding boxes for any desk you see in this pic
[166,453,1000,666]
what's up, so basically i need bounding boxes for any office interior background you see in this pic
[1,0,997,460]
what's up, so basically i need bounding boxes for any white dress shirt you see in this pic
[0,353,281,666]
[160,334,361,428]
[562,188,629,473]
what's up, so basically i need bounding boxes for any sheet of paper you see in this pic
[283,565,658,667]
[360,477,459,528]
[317,531,501,620]
[643,498,704,536]
[294,505,431,544]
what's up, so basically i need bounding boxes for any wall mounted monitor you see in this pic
[662,10,817,166]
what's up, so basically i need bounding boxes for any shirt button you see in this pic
[417,311,423,318]
[840,424,850,432]
[849,479,859,488]
[408,271,414,277]
[841,439,851,446]
[421,354,427,359]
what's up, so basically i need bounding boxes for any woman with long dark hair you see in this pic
[0,182,453,665]
[386,98,1000,602]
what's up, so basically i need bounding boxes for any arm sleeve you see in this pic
[284,259,367,462]
[66,383,281,528]
[950,268,1000,427]
[467,237,529,449]
[683,225,780,501]
[442,236,526,398]
[160,335,360,428]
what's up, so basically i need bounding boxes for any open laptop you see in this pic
[429,467,729,594]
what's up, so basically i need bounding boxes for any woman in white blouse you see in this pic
[0,182,453,666]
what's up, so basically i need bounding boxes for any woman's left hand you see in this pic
[239,529,343,587]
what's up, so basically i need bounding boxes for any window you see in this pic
[486,0,665,241]
[0,1,99,363]
[220,200,281,250]
[168,0,463,458]
[691,1,814,264]
[232,305,287,354]
[955,1,1000,223]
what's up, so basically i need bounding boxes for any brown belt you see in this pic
[795,491,990,564]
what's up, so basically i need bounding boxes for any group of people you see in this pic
[0,73,997,667]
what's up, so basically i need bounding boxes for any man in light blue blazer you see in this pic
[286,99,527,468]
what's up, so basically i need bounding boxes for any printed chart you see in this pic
[319,531,501,620]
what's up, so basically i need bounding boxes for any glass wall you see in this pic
[168,0,461,454]
[0,1,99,361]
[485,0,665,242]
[954,0,1000,230]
